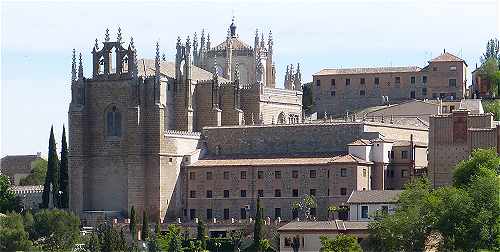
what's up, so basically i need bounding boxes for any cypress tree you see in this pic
[197,220,207,249]
[129,206,137,240]
[59,125,69,209]
[41,126,59,208]
[142,210,150,240]
[254,196,263,246]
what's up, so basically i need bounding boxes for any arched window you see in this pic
[106,106,121,137]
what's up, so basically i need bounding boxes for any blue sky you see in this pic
[1,0,499,157]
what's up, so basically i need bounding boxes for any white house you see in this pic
[347,190,402,221]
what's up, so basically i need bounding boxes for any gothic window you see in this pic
[122,56,129,73]
[277,112,286,124]
[99,56,105,74]
[106,106,122,137]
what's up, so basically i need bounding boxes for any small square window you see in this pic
[240,208,247,219]
[223,208,230,220]
[448,79,457,87]
[346,78,351,86]
[206,190,212,198]
[275,170,281,179]
[361,205,369,218]
[310,189,316,196]
[292,170,299,179]
[257,171,263,179]
[292,189,299,197]
[422,88,427,96]
[422,76,428,83]
[331,79,336,86]
[340,187,347,195]
[330,91,336,96]
[224,190,229,198]
[275,189,281,197]
[206,171,213,180]
[340,168,347,177]
[360,78,365,84]
[411,76,416,84]
[190,190,196,198]
[275,208,281,219]
[240,171,247,179]
[316,79,321,86]
[309,170,317,178]
[374,77,380,85]
[360,90,366,96]
[223,171,229,180]
[402,151,408,159]
[450,66,457,71]
[206,209,213,219]
[240,190,247,197]
[433,67,438,71]
[401,169,409,178]
[362,168,367,177]
[190,209,196,220]
[189,172,195,180]
[395,77,401,84]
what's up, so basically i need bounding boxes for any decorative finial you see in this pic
[155,42,160,81]
[78,52,83,79]
[71,49,77,81]
[162,53,166,61]
[268,30,273,47]
[260,33,265,48]
[94,38,99,50]
[229,16,237,37]
[186,36,190,48]
[105,28,110,42]
[235,62,240,81]
[117,27,122,42]
[130,37,135,50]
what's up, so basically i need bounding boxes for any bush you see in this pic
[32,209,80,251]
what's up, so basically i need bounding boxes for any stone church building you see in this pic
[68,21,302,221]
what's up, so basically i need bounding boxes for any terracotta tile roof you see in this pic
[188,153,372,168]
[314,66,421,76]
[211,37,252,51]
[391,140,427,147]
[429,52,465,63]
[138,59,229,82]
[347,139,372,146]
[347,190,403,204]
[278,220,369,232]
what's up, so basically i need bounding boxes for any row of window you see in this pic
[187,207,317,221]
[317,76,430,87]
[388,150,409,160]
[189,168,353,181]
[189,187,351,199]
[330,88,428,98]
[386,169,409,178]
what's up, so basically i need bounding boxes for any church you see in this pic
[68,19,303,221]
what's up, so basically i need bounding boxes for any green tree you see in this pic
[480,58,500,96]
[0,174,22,213]
[84,232,101,252]
[292,194,317,221]
[319,235,362,252]
[98,223,126,252]
[157,224,183,252]
[129,205,137,240]
[32,209,80,251]
[19,159,48,186]
[453,148,500,187]
[302,82,313,114]
[142,210,150,240]
[197,219,207,250]
[483,99,500,120]
[0,212,33,251]
[42,126,60,209]
[253,196,264,247]
[259,239,271,251]
[481,38,500,65]
[23,211,34,240]
[59,125,69,209]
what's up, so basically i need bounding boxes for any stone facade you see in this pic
[313,51,467,116]
[428,109,499,187]
[0,153,44,185]
[11,185,44,211]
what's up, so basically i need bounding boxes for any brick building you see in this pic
[312,51,467,116]
[0,153,44,185]
[428,109,500,187]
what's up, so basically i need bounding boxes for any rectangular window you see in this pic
[422,76,428,83]
[224,190,229,198]
[275,189,281,197]
[450,105,455,112]
[402,150,408,159]
[433,67,438,71]
[240,208,247,219]
[330,91,336,96]
[223,171,229,180]
[292,170,299,179]
[206,209,213,220]
[292,189,299,197]
[275,170,281,179]
[449,79,457,87]
[309,170,317,178]
[381,205,389,214]
[341,168,347,177]
[450,66,457,71]
[346,78,350,86]
[257,171,263,179]
[206,171,213,180]
[390,151,394,159]
[362,168,367,177]
[360,90,366,96]
[331,79,336,86]
[360,78,365,84]
[411,76,416,84]
[275,208,281,219]
[395,77,401,84]
[240,171,247,179]
[422,88,427,96]
[189,172,195,180]
[410,91,416,99]
[310,189,316,196]
[402,169,409,178]
[361,205,369,218]
[340,187,347,195]
[190,209,196,220]
[190,190,196,198]
[206,190,212,198]
[374,77,380,85]
[223,208,230,220]
[316,79,321,86]
[240,190,247,198]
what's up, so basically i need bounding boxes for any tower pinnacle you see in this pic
[71,49,77,82]
[105,28,110,42]
[78,53,83,80]
[117,27,122,43]
[230,16,237,38]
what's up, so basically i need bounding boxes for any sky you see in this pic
[1,0,499,157]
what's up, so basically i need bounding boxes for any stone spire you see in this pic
[94,38,99,51]
[130,37,135,50]
[71,49,77,82]
[78,53,84,80]
[229,16,237,38]
[268,30,273,52]
[294,63,302,91]
[155,41,160,81]
[117,27,122,43]
[105,28,110,42]
[206,33,211,50]
[260,33,265,48]
[193,32,198,65]
[254,29,259,50]
[283,65,289,89]
[162,53,166,61]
